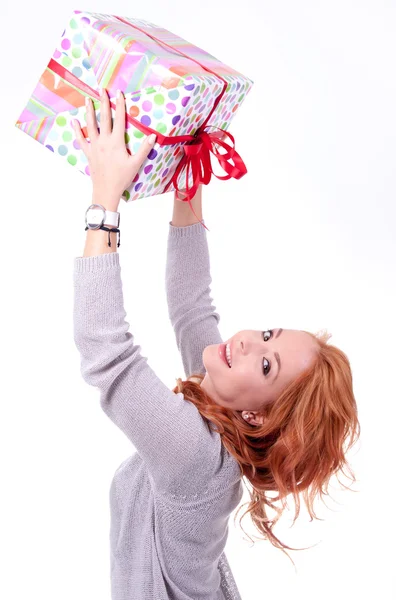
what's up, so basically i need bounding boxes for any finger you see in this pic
[130,133,157,169]
[71,119,91,158]
[112,89,126,143]
[99,88,112,136]
[85,96,99,141]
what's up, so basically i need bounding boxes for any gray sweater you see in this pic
[73,220,244,600]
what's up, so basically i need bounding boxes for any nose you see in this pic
[239,338,259,357]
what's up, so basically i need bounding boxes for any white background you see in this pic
[2,1,395,599]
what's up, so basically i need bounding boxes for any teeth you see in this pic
[225,343,232,368]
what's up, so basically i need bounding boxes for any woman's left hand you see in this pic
[72,88,157,212]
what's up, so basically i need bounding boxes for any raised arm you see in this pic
[171,184,204,227]
[166,185,224,379]
[72,90,221,493]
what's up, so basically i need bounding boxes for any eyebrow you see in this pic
[273,328,283,382]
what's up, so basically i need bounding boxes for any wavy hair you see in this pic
[172,329,361,568]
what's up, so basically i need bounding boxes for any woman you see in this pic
[72,89,360,600]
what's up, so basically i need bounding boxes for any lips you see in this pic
[219,343,229,367]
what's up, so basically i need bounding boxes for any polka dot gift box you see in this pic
[15,10,254,218]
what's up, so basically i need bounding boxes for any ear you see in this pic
[242,411,265,426]
[250,412,265,426]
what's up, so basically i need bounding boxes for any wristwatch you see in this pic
[85,204,120,230]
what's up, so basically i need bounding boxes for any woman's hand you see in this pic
[72,88,157,212]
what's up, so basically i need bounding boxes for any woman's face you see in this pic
[200,329,319,425]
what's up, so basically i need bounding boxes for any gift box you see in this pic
[15,10,254,209]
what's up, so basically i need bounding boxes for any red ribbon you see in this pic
[47,16,249,231]
[170,125,247,207]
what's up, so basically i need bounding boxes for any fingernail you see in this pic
[116,89,122,99]
[85,96,90,106]
[148,134,157,145]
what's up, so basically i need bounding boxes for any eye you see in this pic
[263,330,273,342]
[262,329,273,376]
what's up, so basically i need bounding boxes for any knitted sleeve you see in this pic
[165,220,223,378]
[73,220,223,494]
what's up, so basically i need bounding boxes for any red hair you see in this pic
[172,329,361,567]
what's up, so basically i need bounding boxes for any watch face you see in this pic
[86,208,104,228]
[88,211,102,224]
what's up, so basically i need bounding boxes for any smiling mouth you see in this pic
[223,343,231,368]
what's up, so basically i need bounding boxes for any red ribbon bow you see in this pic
[166,125,247,225]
